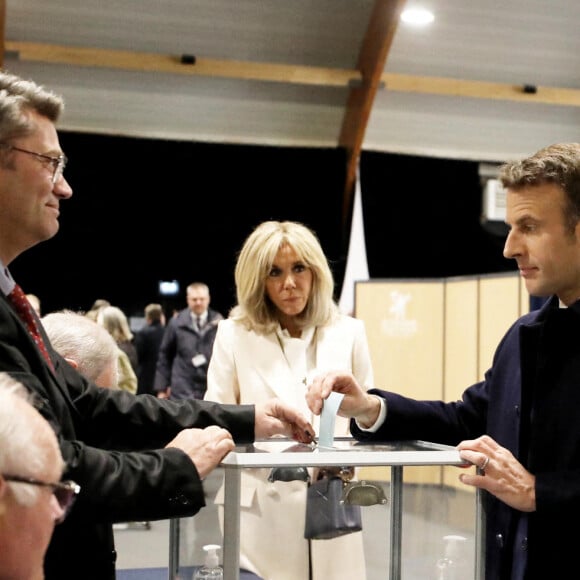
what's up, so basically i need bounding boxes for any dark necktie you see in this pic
[196,316,203,332]
[7,284,54,371]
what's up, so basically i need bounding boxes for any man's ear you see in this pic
[64,357,79,370]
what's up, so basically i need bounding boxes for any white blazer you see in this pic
[205,315,374,580]
[207,314,373,406]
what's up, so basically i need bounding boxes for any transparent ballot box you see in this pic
[168,438,484,580]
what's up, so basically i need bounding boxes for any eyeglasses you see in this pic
[3,474,80,523]
[0,143,68,185]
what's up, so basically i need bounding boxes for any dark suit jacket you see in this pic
[134,320,165,395]
[0,294,254,580]
[352,296,580,580]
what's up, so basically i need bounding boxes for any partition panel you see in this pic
[443,278,479,488]
[444,278,479,402]
[478,274,521,379]
[355,280,445,484]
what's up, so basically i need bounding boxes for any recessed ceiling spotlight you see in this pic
[401,7,435,26]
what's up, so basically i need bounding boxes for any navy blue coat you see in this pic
[352,296,580,579]
[154,307,223,400]
[0,294,253,580]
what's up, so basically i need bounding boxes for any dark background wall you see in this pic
[10,132,514,320]
[360,152,512,279]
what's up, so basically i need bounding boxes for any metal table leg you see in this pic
[223,467,241,580]
[390,466,403,580]
[475,481,486,580]
[168,517,180,579]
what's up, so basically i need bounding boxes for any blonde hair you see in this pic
[231,220,339,334]
[96,305,134,342]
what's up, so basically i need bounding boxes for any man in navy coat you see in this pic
[155,282,223,400]
[307,142,580,579]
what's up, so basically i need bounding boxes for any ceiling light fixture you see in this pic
[400,7,435,26]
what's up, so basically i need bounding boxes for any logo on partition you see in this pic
[381,291,417,337]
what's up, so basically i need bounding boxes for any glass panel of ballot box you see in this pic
[168,438,484,580]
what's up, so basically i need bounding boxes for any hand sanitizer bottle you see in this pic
[193,544,223,580]
[435,534,469,580]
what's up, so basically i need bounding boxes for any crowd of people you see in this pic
[2,67,580,580]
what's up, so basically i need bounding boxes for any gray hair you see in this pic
[0,70,64,143]
[0,373,60,506]
[42,309,119,384]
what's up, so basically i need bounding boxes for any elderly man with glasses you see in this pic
[0,372,80,580]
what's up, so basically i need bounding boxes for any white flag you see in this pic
[338,168,369,315]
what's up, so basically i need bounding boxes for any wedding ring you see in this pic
[480,456,490,471]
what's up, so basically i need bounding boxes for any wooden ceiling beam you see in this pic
[5,41,359,87]
[383,73,580,107]
[338,0,408,225]
[6,40,580,108]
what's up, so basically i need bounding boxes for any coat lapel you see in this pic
[250,332,298,402]
[314,323,348,374]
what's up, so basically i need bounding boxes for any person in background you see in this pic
[134,303,166,396]
[84,298,110,322]
[0,69,313,580]
[96,304,139,394]
[41,309,120,389]
[155,282,224,400]
[96,305,138,370]
[306,143,580,580]
[112,348,136,393]
[205,220,373,580]
[26,292,41,316]
[0,372,80,580]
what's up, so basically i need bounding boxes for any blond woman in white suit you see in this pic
[205,220,374,580]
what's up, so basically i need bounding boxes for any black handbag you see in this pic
[304,474,363,540]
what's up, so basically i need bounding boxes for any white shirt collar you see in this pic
[0,261,15,296]
[191,310,208,323]
[276,324,315,343]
